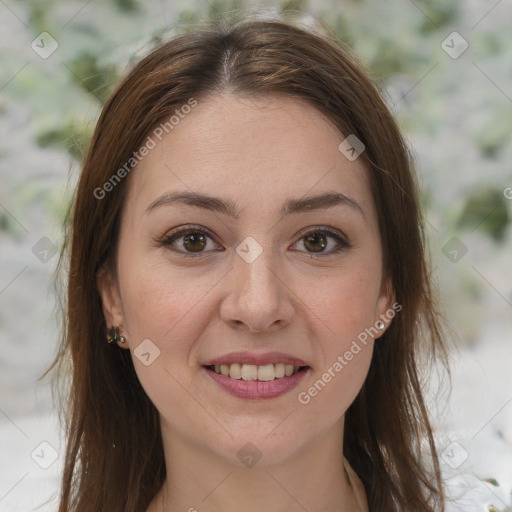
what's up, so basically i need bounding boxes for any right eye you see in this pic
[158,225,223,256]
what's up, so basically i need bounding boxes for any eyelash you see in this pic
[157,224,351,258]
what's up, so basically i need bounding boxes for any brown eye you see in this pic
[183,233,207,252]
[304,233,328,253]
[159,226,221,256]
[291,228,351,256]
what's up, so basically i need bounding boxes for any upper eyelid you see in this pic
[294,225,346,239]
[162,225,219,243]
[161,225,349,253]
[163,225,346,241]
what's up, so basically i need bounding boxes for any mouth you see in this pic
[202,352,311,399]
[204,363,310,381]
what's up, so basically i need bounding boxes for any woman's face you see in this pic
[99,93,394,466]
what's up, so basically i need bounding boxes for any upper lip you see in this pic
[203,351,309,367]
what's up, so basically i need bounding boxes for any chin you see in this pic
[205,421,309,468]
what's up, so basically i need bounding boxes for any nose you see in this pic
[219,247,295,333]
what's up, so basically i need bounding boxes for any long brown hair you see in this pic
[53,17,449,512]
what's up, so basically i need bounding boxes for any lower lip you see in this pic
[204,367,310,399]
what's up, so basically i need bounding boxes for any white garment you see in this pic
[444,472,511,512]
[343,459,511,511]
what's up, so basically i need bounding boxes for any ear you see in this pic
[374,276,397,340]
[96,265,129,348]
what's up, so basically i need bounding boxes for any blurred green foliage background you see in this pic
[0,1,511,509]
[1,0,511,340]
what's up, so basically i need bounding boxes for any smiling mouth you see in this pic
[204,363,310,381]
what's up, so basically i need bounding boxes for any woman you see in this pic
[54,17,449,512]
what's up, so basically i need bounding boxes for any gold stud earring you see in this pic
[107,326,126,345]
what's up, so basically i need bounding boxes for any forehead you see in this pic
[126,93,374,220]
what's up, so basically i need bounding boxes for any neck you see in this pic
[148,417,362,512]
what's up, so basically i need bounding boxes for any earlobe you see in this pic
[375,277,397,338]
[96,266,129,347]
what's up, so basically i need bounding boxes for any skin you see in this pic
[98,93,394,512]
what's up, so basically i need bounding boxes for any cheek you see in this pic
[292,261,380,409]
[119,256,220,343]
[115,256,217,393]
[116,260,215,427]
[298,260,382,341]
[295,272,377,419]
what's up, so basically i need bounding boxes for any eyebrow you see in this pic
[144,191,364,219]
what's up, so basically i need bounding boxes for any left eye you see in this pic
[291,229,349,255]
[158,226,350,257]
[160,228,220,254]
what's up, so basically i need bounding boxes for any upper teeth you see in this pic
[212,363,301,381]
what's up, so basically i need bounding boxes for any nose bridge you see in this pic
[235,239,281,303]
[220,236,294,331]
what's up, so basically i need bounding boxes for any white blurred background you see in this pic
[0,0,511,510]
